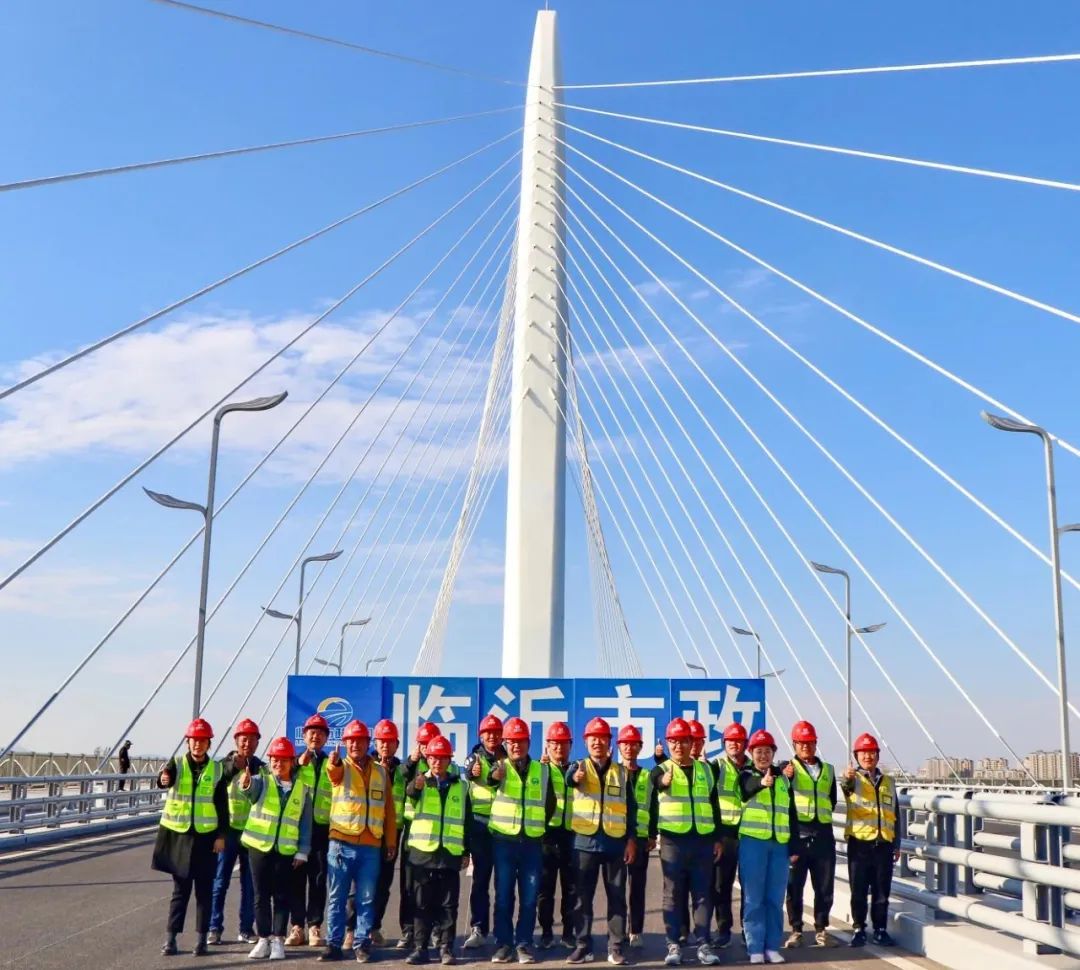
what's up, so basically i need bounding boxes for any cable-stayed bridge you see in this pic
[3,4,1080,966]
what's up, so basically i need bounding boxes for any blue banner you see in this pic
[285,675,765,763]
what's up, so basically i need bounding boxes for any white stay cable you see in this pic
[6,154,517,762]
[557,176,1035,778]
[557,151,1080,725]
[557,119,1080,331]
[555,103,1080,193]
[0,129,518,405]
[101,175,518,765]
[547,132,1080,590]
[414,257,517,673]
[555,51,1080,90]
[557,194,964,776]
[0,131,521,594]
[1,107,521,193]
[239,269,517,735]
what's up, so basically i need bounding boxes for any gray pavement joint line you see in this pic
[96,157,519,769]
[0,127,520,597]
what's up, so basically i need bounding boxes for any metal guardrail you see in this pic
[827,786,1080,958]
[0,752,166,777]
[0,772,164,848]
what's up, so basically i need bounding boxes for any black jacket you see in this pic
[781,757,837,841]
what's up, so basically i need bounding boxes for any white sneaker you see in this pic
[664,943,682,966]
[749,957,765,966]
[696,943,719,966]
[464,927,485,950]
[248,938,271,959]
[765,952,785,965]
[270,937,286,961]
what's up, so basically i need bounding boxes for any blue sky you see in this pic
[3,1,1080,769]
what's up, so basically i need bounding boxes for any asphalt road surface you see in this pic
[1,827,942,970]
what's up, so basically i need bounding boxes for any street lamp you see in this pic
[982,410,1074,790]
[731,626,785,679]
[810,560,886,755]
[145,391,287,718]
[365,656,388,675]
[315,618,372,675]
[685,662,708,677]
[265,549,344,675]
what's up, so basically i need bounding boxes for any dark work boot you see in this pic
[161,934,179,956]
[192,933,209,956]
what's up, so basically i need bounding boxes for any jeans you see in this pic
[786,830,835,931]
[659,836,713,944]
[468,818,495,934]
[712,832,741,934]
[326,841,383,949]
[571,848,627,949]
[493,837,543,948]
[372,847,396,931]
[290,823,329,928]
[249,848,293,939]
[210,830,255,934]
[739,837,788,956]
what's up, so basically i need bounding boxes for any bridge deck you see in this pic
[1,828,940,970]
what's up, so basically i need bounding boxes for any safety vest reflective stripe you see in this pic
[470,757,494,817]
[791,760,833,823]
[405,759,459,822]
[549,766,570,831]
[160,758,221,834]
[715,758,743,827]
[738,772,791,844]
[241,773,308,856]
[657,760,715,836]
[845,773,896,843]
[408,780,466,855]
[489,760,548,838]
[329,760,387,839]
[633,767,651,838]
[570,759,628,838]
[297,758,333,826]
[392,764,406,823]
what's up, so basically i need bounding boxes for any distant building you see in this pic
[918,757,973,780]
[1022,750,1080,783]
[976,757,1009,774]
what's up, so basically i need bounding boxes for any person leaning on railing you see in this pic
[152,718,241,958]
[840,733,900,949]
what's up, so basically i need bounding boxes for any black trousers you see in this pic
[847,839,894,931]
[571,848,627,948]
[250,848,293,938]
[399,823,415,938]
[290,824,328,927]
[469,817,495,934]
[712,833,740,933]
[538,829,574,938]
[371,849,396,931]
[786,831,835,931]
[660,836,712,944]
[412,866,461,949]
[627,838,649,936]
[167,871,214,935]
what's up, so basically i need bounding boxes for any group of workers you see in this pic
[152,711,900,966]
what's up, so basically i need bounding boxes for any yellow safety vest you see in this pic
[630,766,651,839]
[390,762,406,827]
[404,758,459,822]
[739,770,790,844]
[845,772,896,843]
[791,760,834,824]
[161,757,221,835]
[226,759,261,831]
[329,759,388,839]
[714,757,744,827]
[549,764,572,831]
[570,759,628,838]
[489,759,548,838]
[470,755,495,818]
[408,778,467,855]
[241,773,308,856]
[298,756,333,826]
[657,760,715,836]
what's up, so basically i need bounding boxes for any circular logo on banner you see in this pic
[317,696,354,729]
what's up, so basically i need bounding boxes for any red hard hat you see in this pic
[853,732,880,753]
[185,718,214,740]
[747,729,777,751]
[583,716,612,739]
[479,714,504,735]
[416,722,442,745]
[791,720,818,744]
[665,717,692,740]
[617,724,642,744]
[303,714,330,732]
[688,719,706,741]
[234,718,261,738]
[722,722,748,743]
[267,737,296,759]
[426,736,453,758]
[546,721,573,742]
[342,719,370,741]
[374,718,399,742]
[503,717,530,741]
